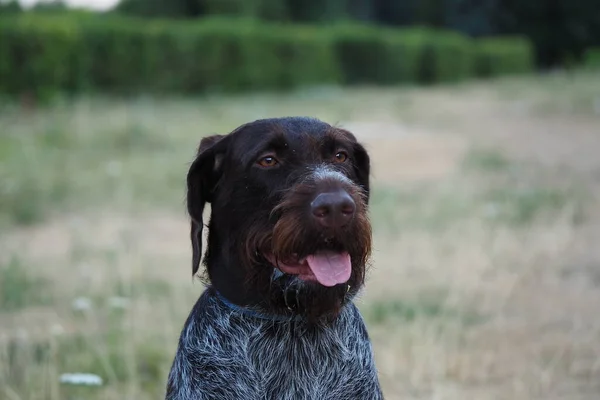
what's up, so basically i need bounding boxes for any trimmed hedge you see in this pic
[583,48,600,69]
[0,16,81,100]
[0,14,535,100]
[318,24,475,85]
[474,37,535,78]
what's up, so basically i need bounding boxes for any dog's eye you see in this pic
[333,151,348,163]
[258,155,279,168]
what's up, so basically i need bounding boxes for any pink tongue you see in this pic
[305,252,351,287]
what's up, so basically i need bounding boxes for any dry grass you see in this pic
[1,70,600,399]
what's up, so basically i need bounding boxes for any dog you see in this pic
[166,117,383,400]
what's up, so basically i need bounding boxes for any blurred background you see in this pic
[1,0,600,399]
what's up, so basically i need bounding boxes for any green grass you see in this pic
[462,147,586,226]
[0,111,191,228]
[2,324,169,399]
[55,332,167,389]
[369,185,477,232]
[483,186,574,225]
[462,148,512,172]
[112,278,173,301]
[369,181,581,232]
[584,48,600,69]
[363,296,484,326]
[0,92,363,228]
[370,142,585,232]
[492,70,600,116]
[0,256,49,311]
[0,132,71,225]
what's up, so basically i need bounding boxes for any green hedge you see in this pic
[327,25,475,85]
[0,16,81,100]
[583,48,600,69]
[474,36,535,78]
[0,14,535,100]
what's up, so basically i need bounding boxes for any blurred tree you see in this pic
[30,0,68,12]
[116,0,202,18]
[287,0,349,22]
[116,0,288,20]
[204,0,289,21]
[492,0,600,67]
[557,0,600,64]
[0,0,22,14]
[347,0,375,22]
[373,0,416,26]
[416,0,444,27]
[444,0,495,37]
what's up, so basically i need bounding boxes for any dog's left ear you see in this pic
[352,142,371,204]
[186,134,230,276]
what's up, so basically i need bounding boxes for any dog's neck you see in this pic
[202,242,262,307]
[203,257,359,323]
[211,287,306,322]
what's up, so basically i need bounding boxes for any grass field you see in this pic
[1,71,600,399]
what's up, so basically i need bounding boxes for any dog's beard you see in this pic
[265,256,367,323]
[267,271,352,323]
[242,185,371,322]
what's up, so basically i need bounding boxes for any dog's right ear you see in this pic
[186,134,230,276]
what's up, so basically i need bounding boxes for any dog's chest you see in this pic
[179,295,382,399]
[245,320,370,399]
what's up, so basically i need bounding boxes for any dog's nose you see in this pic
[311,191,356,228]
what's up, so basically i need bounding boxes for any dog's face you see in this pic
[187,117,371,321]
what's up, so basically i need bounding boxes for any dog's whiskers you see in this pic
[295,285,301,310]
[283,280,294,311]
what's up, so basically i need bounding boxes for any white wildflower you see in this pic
[105,160,122,177]
[60,373,103,386]
[72,297,92,311]
[483,202,500,219]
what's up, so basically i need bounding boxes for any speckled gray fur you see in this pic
[166,289,384,400]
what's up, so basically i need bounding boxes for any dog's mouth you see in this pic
[265,251,351,287]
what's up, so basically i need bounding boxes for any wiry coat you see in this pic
[166,288,383,400]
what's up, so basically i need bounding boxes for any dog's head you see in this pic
[187,117,371,321]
